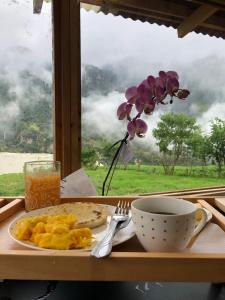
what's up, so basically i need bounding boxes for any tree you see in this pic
[0,70,53,153]
[81,145,99,169]
[208,118,225,177]
[187,134,209,167]
[153,113,200,175]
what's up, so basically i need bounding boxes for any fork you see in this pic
[91,201,130,258]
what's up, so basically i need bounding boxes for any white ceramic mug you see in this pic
[131,196,208,252]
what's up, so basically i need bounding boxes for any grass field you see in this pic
[0,165,225,196]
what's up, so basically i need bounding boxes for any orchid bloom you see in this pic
[127,119,148,139]
[125,86,138,104]
[117,70,190,139]
[117,102,132,120]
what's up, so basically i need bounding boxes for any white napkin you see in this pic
[61,168,97,196]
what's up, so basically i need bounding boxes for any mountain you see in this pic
[81,64,120,97]
[1,55,225,152]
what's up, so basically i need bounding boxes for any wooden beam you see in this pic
[83,0,191,18]
[82,0,225,33]
[104,3,182,25]
[190,0,225,11]
[53,0,81,178]
[33,0,44,14]
[178,4,218,38]
[109,2,225,33]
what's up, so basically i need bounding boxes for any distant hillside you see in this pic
[1,56,225,153]
[82,64,121,97]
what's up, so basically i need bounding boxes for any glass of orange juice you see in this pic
[24,161,61,211]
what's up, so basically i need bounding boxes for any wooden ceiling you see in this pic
[80,0,225,39]
[33,0,225,39]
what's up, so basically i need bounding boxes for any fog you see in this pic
[1,1,225,148]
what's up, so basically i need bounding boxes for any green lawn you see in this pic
[86,165,225,195]
[0,173,24,196]
[1,165,224,196]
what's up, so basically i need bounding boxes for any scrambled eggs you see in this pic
[14,214,92,250]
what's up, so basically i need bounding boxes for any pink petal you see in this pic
[166,78,173,96]
[166,78,179,96]
[135,119,148,137]
[126,103,133,115]
[144,99,155,115]
[167,71,179,80]
[117,102,127,120]
[155,86,166,102]
[147,75,156,89]
[135,97,145,113]
[159,71,167,83]
[137,83,146,95]
[138,83,153,101]
[125,86,138,104]
[155,77,165,89]
[141,79,149,88]
[171,77,179,92]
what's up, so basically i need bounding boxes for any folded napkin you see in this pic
[185,223,225,253]
[61,168,97,196]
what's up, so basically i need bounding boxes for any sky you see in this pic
[81,9,225,68]
[1,0,225,148]
[1,1,224,76]
[80,8,225,144]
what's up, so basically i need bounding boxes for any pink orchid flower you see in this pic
[135,83,154,114]
[125,86,138,104]
[117,70,190,139]
[127,119,148,139]
[117,102,133,120]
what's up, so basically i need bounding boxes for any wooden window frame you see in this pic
[53,0,81,178]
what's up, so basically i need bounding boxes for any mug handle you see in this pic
[193,208,208,236]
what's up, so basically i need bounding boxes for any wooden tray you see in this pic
[215,197,225,214]
[0,196,225,282]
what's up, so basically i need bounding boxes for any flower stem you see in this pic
[102,132,129,196]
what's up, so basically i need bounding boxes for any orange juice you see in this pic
[24,161,61,211]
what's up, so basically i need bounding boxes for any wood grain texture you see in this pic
[215,198,225,213]
[198,199,225,231]
[82,0,225,33]
[194,190,225,197]
[53,0,81,178]
[52,0,63,168]
[0,199,6,208]
[190,0,225,11]
[0,196,224,281]
[70,0,81,173]
[141,186,225,197]
[0,251,224,281]
[178,4,218,37]
[0,199,24,223]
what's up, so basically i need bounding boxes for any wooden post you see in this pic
[52,0,81,178]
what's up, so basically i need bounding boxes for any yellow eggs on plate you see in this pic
[13,213,92,250]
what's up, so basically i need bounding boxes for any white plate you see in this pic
[8,204,135,251]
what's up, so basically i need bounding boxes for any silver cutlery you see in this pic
[91,201,130,258]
